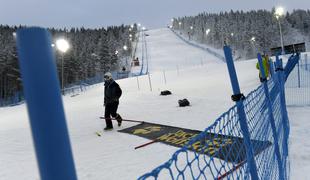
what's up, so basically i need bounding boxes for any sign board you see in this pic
[119,122,271,163]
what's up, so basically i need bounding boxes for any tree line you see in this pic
[172,8,310,59]
[0,24,137,101]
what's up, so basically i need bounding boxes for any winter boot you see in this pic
[116,114,123,127]
[104,117,113,130]
[104,126,113,131]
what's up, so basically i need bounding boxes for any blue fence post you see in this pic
[275,55,289,125]
[223,45,259,180]
[16,27,77,180]
[14,92,19,104]
[269,59,275,78]
[305,54,308,71]
[257,53,284,180]
[297,61,301,88]
[275,55,290,179]
[140,31,145,76]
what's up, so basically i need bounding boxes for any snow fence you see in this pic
[285,53,310,106]
[138,47,300,180]
[170,28,225,62]
[0,70,130,107]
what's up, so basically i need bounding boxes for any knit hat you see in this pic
[104,72,112,80]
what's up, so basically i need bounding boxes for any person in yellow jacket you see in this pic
[256,54,270,82]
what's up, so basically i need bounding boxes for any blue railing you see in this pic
[0,70,131,107]
[0,91,24,107]
[130,31,148,77]
[285,53,310,106]
[139,46,294,179]
[170,28,225,62]
[0,75,99,107]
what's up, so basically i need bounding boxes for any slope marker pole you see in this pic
[134,139,158,150]
[99,117,144,123]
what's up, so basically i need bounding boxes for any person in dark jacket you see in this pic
[103,72,123,130]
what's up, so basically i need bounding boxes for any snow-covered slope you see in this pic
[0,28,308,180]
[131,28,223,75]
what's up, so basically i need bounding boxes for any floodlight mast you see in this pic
[56,39,69,93]
[275,6,285,55]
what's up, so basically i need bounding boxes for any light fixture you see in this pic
[56,39,69,53]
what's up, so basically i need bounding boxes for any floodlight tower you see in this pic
[56,39,69,93]
[275,6,285,54]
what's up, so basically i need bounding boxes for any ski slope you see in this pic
[131,28,223,75]
[0,28,309,180]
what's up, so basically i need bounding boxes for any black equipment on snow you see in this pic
[160,90,172,96]
[178,99,190,107]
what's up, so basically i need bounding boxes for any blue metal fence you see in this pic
[0,68,130,106]
[139,46,293,179]
[0,76,99,107]
[285,53,310,106]
[170,28,225,62]
[0,91,24,107]
[62,74,103,96]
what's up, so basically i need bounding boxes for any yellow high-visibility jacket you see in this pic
[256,57,270,78]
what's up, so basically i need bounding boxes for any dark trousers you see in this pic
[105,101,119,128]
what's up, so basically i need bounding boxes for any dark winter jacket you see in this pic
[104,80,122,104]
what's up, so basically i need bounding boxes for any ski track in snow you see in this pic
[0,28,309,180]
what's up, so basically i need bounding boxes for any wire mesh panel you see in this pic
[139,76,289,179]
[286,53,310,106]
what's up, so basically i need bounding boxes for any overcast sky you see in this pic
[0,0,309,29]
